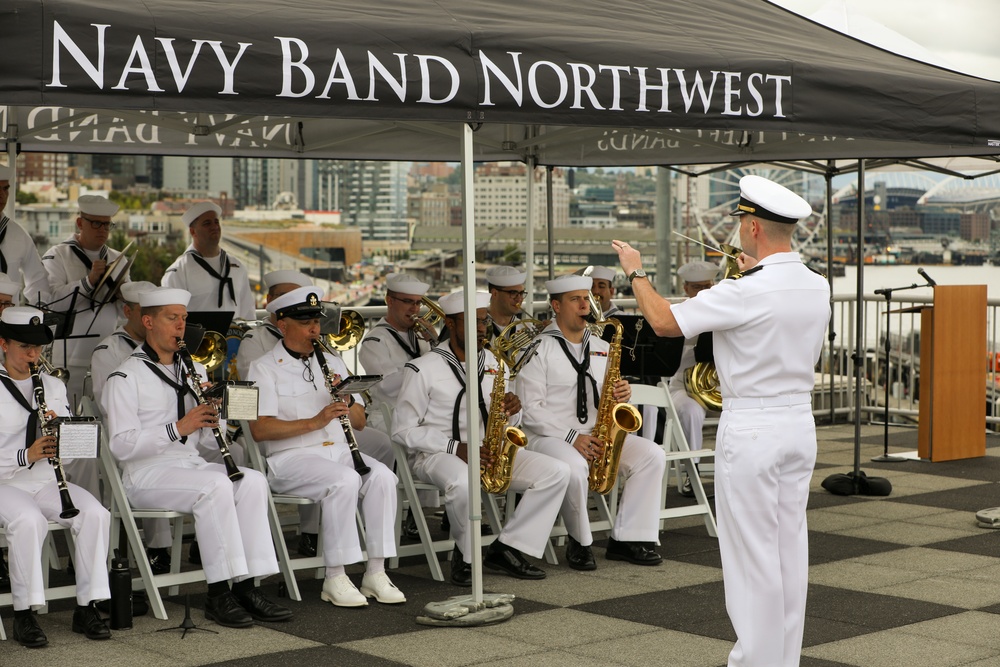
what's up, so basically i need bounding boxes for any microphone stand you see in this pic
[871,280,932,462]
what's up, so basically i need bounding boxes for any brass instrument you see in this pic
[413,296,445,344]
[325,309,366,351]
[190,329,227,374]
[584,287,643,495]
[36,353,70,384]
[312,339,371,476]
[29,363,79,518]
[175,338,244,482]
[682,243,740,412]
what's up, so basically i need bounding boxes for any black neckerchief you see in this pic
[188,249,235,308]
[694,332,714,364]
[140,342,196,444]
[547,328,599,424]
[489,310,522,340]
[0,369,38,451]
[432,343,488,441]
[376,321,422,359]
[0,216,9,273]
[264,322,282,340]
[114,331,139,350]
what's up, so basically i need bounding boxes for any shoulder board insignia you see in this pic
[805,263,827,279]
[108,371,127,380]
[404,362,420,373]
[732,265,764,280]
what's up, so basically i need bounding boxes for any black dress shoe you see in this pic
[205,590,254,628]
[12,612,48,648]
[450,547,471,586]
[484,541,546,580]
[0,551,10,589]
[565,536,597,571]
[298,532,318,557]
[680,475,695,498]
[606,537,663,566]
[236,588,293,622]
[147,547,172,575]
[402,509,420,541]
[188,540,202,565]
[440,512,451,535]
[72,603,112,640]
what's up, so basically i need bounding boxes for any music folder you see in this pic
[599,315,684,380]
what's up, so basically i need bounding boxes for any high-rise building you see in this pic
[474,162,570,228]
[337,160,410,242]
[19,153,70,187]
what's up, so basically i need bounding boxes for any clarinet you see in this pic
[28,363,79,519]
[175,339,244,482]
[311,339,370,476]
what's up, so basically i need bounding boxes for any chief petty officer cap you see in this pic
[485,265,527,287]
[266,285,324,320]
[182,201,222,227]
[730,174,812,225]
[545,274,593,295]
[0,272,21,301]
[438,290,490,316]
[120,280,157,305]
[139,287,192,308]
[0,306,54,345]
[0,164,11,181]
[78,194,120,218]
[677,261,720,283]
[385,272,430,296]
[587,266,616,282]
[264,270,313,290]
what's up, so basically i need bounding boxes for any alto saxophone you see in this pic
[586,297,643,495]
[480,344,527,494]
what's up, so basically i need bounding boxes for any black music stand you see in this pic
[599,315,685,380]
[156,594,217,638]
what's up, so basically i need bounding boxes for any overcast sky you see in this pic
[770,0,1000,81]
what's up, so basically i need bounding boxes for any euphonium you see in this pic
[586,293,643,495]
[683,243,741,412]
[479,342,527,494]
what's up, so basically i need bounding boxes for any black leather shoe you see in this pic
[484,541,546,580]
[72,604,111,640]
[12,612,48,648]
[0,551,10,589]
[298,532,318,557]
[236,588,293,622]
[402,509,420,541]
[566,536,597,571]
[188,540,202,565]
[450,547,471,586]
[606,537,663,566]
[440,512,451,535]
[205,590,254,628]
[680,475,695,498]
[147,547,172,575]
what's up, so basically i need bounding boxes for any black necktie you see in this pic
[554,337,600,424]
[190,251,235,308]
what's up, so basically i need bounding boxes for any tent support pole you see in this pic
[4,107,17,220]
[654,166,673,294]
[852,159,865,491]
[525,151,536,315]
[826,163,836,425]
[546,167,554,279]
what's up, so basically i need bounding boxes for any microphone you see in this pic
[917,268,937,287]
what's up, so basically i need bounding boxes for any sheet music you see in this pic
[58,421,100,459]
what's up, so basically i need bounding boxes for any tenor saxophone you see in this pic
[479,344,527,494]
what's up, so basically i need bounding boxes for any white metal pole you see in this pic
[525,153,536,315]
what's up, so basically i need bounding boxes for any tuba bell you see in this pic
[325,309,366,351]
[190,329,227,374]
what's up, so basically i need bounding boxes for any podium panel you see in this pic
[917,285,987,461]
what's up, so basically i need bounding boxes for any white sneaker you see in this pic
[360,571,406,604]
[321,575,368,607]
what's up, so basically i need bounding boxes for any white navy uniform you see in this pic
[602,304,624,319]
[0,367,110,609]
[0,215,50,306]
[247,343,398,568]
[672,252,830,667]
[90,327,140,407]
[393,342,569,562]
[42,237,128,402]
[162,245,255,321]
[517,323,666,546]
[102,346,278,585]
[668,336,707,452]
[359,317,432,433]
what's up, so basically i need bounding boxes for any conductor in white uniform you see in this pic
[614,174,830,667]
[161,202,256,322]
[0,307,111,647]
[247,286,405,608]
[393,290,570,585]
[518,274,667,570]
[102,287,291,628]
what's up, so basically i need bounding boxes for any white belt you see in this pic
[722,393,811,410]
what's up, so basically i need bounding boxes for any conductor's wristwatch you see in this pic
[627,269,648,285]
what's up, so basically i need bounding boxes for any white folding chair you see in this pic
[0,523,76,640]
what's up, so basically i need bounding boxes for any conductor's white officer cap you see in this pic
[730,175,811,224]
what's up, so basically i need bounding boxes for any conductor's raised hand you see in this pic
[737,252,758,272]
[611,240,642,276]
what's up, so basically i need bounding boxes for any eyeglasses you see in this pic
[496,289,527,299]
[81,215,116,230]
[391,295,422,307]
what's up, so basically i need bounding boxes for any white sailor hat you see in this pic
[120,281,157,304]
[730,174,811,224]
[385,272,430,296]
[0,272,21,300]
[78,194,120,218]
[0,307,53,345]
[182,201,222,226]
[588,266,616,282]
[438,290,491,316]
[266,285,324,320]
[0,164,12,182]
[139,287,191,308]
[677,261,720,283]
[546,274,592,295]
[264,270,313,290]
[485,265,527,287]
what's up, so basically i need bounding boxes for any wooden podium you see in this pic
[917,285,987,461]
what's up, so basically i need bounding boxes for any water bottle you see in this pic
[109,549,133,630]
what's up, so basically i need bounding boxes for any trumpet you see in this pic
[412,296,445,344]
[311,339,370,476]
[175,338,244,482]
[29,363,79,518]
[36,353,70,384]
